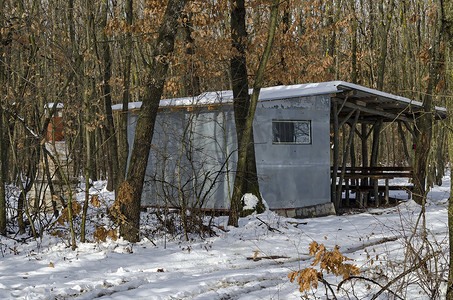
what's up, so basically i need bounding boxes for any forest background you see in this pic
[1,0,453,282]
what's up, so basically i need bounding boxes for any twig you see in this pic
[337,276,403,300]
[370,251,441,300]
[256,216,283,233]
[318,274,338,300]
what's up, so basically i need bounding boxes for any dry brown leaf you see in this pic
[90,195,100,208]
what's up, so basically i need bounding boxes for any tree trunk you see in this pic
[413,1,442,205]
[183,14,201,97]
[444,1,453,296]
[228,0,257,226]
[118,0,133,186]
[376,0,395,90]
[0,0,6,235]
[228,0,279,226]
[100,0,118,192]
[0,106,5,236]
[350,0,358,84]
[119,0,187,242]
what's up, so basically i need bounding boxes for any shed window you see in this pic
[272,120,311,144]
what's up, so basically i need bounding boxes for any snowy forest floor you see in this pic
[0,175,451,299]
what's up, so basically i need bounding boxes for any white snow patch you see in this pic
[0,175,451,299]
[242,193,259,210]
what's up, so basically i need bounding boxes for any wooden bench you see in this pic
[333,166,413,207]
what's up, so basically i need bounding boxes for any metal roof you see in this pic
[112,81,446,121]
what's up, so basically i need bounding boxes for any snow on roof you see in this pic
[111,81,447,113]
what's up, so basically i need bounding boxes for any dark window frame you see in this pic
[272,120,312,145]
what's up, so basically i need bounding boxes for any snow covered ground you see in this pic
[0,176,450,299]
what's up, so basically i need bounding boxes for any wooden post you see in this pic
[371,120,382,206]
[345,178,350,206]
[361,123,369,205]
[385,178,389,205]
[397,121,410,164]
[357,190,363,208]
[373,179,380,206]
[331,102,340,208]
[336,110,360,208]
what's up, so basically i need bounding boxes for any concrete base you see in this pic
[272,202,336,218]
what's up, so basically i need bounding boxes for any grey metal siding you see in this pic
[126,94,331,211]
[253,95,331,209]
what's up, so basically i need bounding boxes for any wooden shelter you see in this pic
[114,81,446,218]
[329,82,446,210]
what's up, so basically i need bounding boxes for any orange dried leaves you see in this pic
[288,267,320,292]
[289,241,360,293]
[56,202,82,226]
[109,181,134,225]
[93,226,118,242]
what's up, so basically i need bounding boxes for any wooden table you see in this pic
[332,167,413,207]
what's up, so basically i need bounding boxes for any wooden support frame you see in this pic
[336,110,360,209]
[331,102,340,208]
[370,120,382,206]
[332,98,413,123]
[330,92,421,209]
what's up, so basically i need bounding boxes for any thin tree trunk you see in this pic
[119,0,187,242]
[99,0,118,192]
[443,1,453,296]
[376,0,395,90]
[228,0,280,226]
[118,0,133,187]
[0,0,6,235]
[0,106,5,236]
[350,0,358,84]
[183,14,201,97]
[413,0,442,205]
[81,77,92,243]
[397,121,410,164]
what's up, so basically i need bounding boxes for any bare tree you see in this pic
[119,0,187,242]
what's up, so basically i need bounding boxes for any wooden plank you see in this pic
[342,185,413,191]
[170,106,184,111]
[341,173,412,179]
[331,166,413,172]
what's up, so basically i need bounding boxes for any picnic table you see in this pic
[332,166,413,207]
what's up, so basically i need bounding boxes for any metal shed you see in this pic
[113,81,446,218]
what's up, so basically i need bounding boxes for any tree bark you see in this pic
[438,2,453,295]
[0,0,6,236]
[228,0,279,226]
[100,0,119,192]
[118,0,133,186]
[228,0,258,226]
[0,106,5,236]
[413,0,442,205]
[119,0,187,242]
[376,0,395,90]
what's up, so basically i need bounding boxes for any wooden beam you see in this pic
[332,98,413,123]
[355,99,367,107]
[339,108,357,128]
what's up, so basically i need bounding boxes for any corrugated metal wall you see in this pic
[126,94,331,211]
